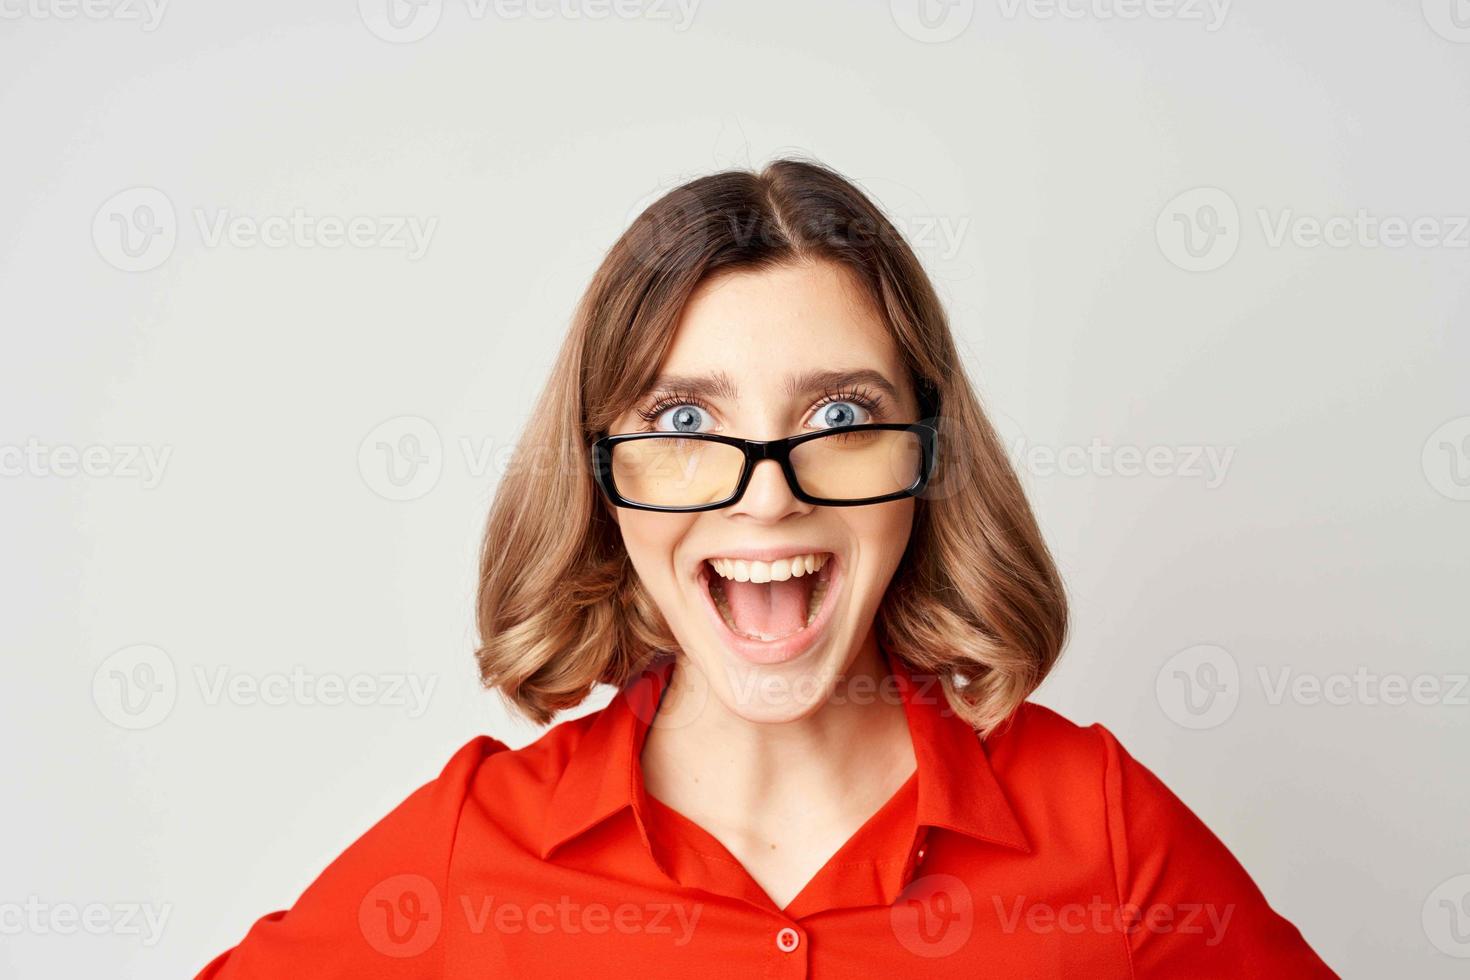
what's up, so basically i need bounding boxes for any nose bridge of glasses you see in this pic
[745,437,785,462]
[747,452,789,481]
[746,443,805,502]
[735,455,805,514]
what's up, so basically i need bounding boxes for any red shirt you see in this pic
[196,652,1338,978]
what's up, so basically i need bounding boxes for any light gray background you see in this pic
[2,1,1467,976]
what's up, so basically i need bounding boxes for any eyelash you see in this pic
[634,385,886,431]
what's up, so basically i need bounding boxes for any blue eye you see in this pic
[811,400,871,429]
[656,404,708,433]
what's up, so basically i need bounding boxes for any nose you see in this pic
[727,458,810,522]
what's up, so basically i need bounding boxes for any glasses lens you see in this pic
[790,428,925,501]
[610,436,746,507]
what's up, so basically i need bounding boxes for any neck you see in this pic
[639,631,918,845]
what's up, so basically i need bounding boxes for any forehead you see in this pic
[658,261,903,388]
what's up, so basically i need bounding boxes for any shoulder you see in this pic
[453,708,605,837]
[981,703,1338,976]
[984,698,1112,766]
[402,699,610,811]
[982,700,1128,813]
[982,701,1215,852]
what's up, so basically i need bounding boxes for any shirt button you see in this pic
[775,926,800,952]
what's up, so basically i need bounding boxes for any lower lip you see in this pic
[695,557,842,667]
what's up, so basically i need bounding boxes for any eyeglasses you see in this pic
[589,422,939,512]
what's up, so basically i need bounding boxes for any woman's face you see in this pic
[608,260,922,724]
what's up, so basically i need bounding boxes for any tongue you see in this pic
[722,576,813,638]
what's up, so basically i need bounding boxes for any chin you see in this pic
[706,649,855,724]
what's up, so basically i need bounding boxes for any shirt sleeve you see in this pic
[193,735,507,980]
[1093,724,1339,978]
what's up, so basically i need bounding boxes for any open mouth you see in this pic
[696,552,840,664]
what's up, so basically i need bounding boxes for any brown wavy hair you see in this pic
[474,158,1067,735]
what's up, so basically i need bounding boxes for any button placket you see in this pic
[903,827,932,884]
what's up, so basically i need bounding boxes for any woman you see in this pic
[196,159,1338,977]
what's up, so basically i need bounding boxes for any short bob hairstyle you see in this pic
[475,158,1067,735]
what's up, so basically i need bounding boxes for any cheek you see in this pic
[617,510,697,605]
[852,500,916,583]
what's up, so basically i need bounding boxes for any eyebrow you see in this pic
[643,368,902,404]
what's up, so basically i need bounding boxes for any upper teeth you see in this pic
[708,552,829,583]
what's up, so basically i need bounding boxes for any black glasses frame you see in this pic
[589,422,940,513]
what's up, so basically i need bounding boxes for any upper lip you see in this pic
[697,546,835,564]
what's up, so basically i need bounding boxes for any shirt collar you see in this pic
[537,648,1029,863]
